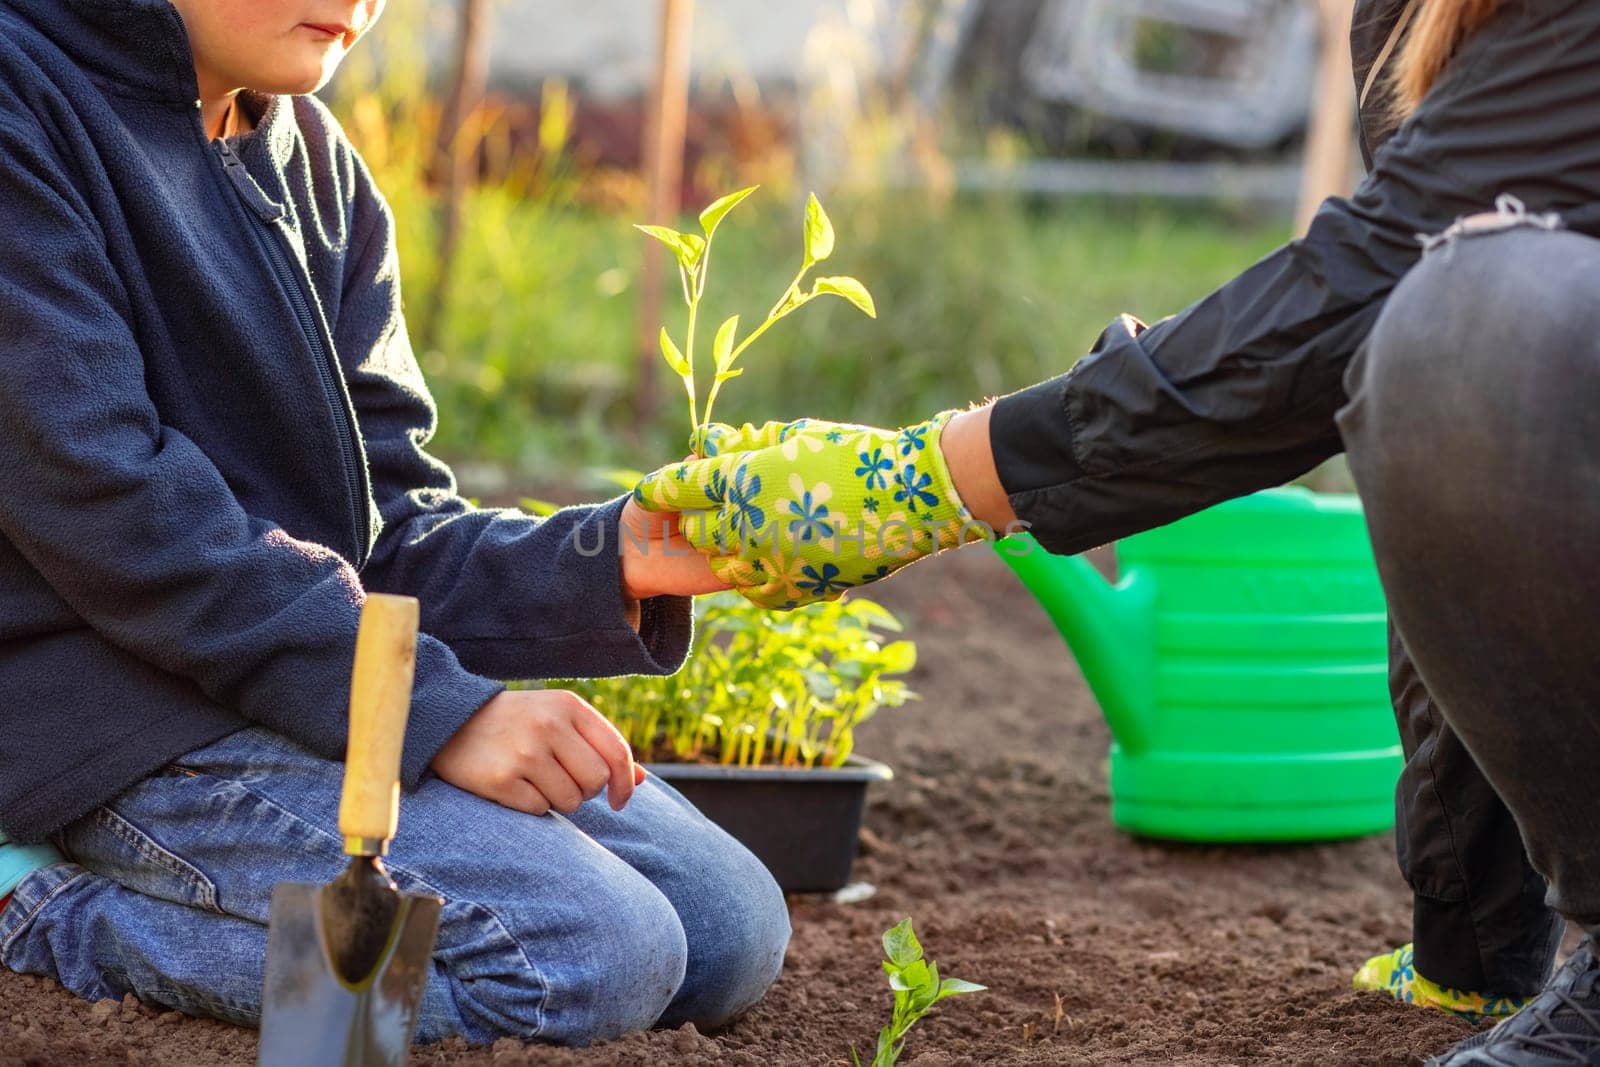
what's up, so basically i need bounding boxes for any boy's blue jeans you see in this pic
[0,727,791,1046]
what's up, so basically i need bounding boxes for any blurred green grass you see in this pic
[391,183,1289,475]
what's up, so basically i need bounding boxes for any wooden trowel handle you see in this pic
[339,593,419,858]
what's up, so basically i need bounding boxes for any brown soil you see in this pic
[0,549,1506,1066]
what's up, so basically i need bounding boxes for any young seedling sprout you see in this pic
[855,918,985,1067]
[636,187,877,452]
[546,592,916,769]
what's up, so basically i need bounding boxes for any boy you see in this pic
[0,0,786,1045]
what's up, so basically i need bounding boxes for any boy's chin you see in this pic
[254,56,347,97]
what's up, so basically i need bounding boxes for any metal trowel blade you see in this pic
[257,881,442,1067]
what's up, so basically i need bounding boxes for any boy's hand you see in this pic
[431,690,647,815]
[618,498,731,601]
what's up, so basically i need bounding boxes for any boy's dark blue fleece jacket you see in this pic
[0,0,691,842]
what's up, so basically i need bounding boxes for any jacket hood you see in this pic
[3,0,298,168]
[4,0,200,107]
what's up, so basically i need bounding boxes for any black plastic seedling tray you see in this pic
[647,754,893,893]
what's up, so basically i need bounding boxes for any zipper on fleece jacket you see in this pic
[212,136,372,570]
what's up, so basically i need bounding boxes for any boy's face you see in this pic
[168,0,385,97]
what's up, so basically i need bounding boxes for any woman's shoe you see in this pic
[1356,943,1531,1022]
[1425,939,1600,1065]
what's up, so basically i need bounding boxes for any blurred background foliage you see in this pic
[325,2,1291,489]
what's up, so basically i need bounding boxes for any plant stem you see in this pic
[726,312,782,368]
[695,259,812,439]
[698,369,733,443]
[681,232,723,438]
[684,282,701,429]
[695,240,714,301]
[767,261,811,321]
[677,262,693,306]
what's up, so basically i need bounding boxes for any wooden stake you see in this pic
[1296,0,1357,235]
[634,0,695,433]
[423,0,491,350]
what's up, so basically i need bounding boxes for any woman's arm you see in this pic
[989,0,1600,555]
[939,405,1016,530]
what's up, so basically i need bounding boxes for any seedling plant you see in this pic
[855,918,985,1067]
[637,186,877,451]
[546,591,915,768]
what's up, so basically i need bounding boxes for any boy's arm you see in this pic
[337,168,691,681]
[0,110,502,788]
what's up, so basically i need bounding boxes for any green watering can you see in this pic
[996,487,1403,842]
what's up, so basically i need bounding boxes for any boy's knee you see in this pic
[664,846,791,1031]
[437,881,688,1047]
[564,890,690,1044]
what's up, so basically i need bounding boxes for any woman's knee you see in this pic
[661,840,791,1030]
[431,874,689,1047]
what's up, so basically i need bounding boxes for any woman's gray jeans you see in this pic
[1339,222,1600,967]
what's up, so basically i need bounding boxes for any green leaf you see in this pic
[658,328,691,378]
[712,314,741,372]
[634,223,702,269]
[845,599,903,632]
[773,288,807,318]
[813,275,876,318]
[883,918,922,967]
[803,192,835,265]
[937,978,987,999]
[635,222,684,249]
[878,641,917,675]
[699,185,759,238]
[879,682,913,707]
[900,959,932,993]
[911,988,939,1016]
[594,467,648,492]
[518,496,561,517]
[802,668,839,700]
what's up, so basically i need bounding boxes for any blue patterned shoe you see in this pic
[1355,943,1531,1023]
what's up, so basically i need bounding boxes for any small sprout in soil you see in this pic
[636,187,877,454]
[853,918,985,1067]
[538,591,916,768]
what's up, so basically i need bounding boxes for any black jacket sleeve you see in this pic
[990,0,1600,555]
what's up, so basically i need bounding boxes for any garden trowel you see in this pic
[258,593,442,1067]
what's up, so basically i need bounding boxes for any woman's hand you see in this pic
[631,413,987,609]
[431,689,647,815]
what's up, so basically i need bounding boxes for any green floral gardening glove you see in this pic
[632,413,985,609]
